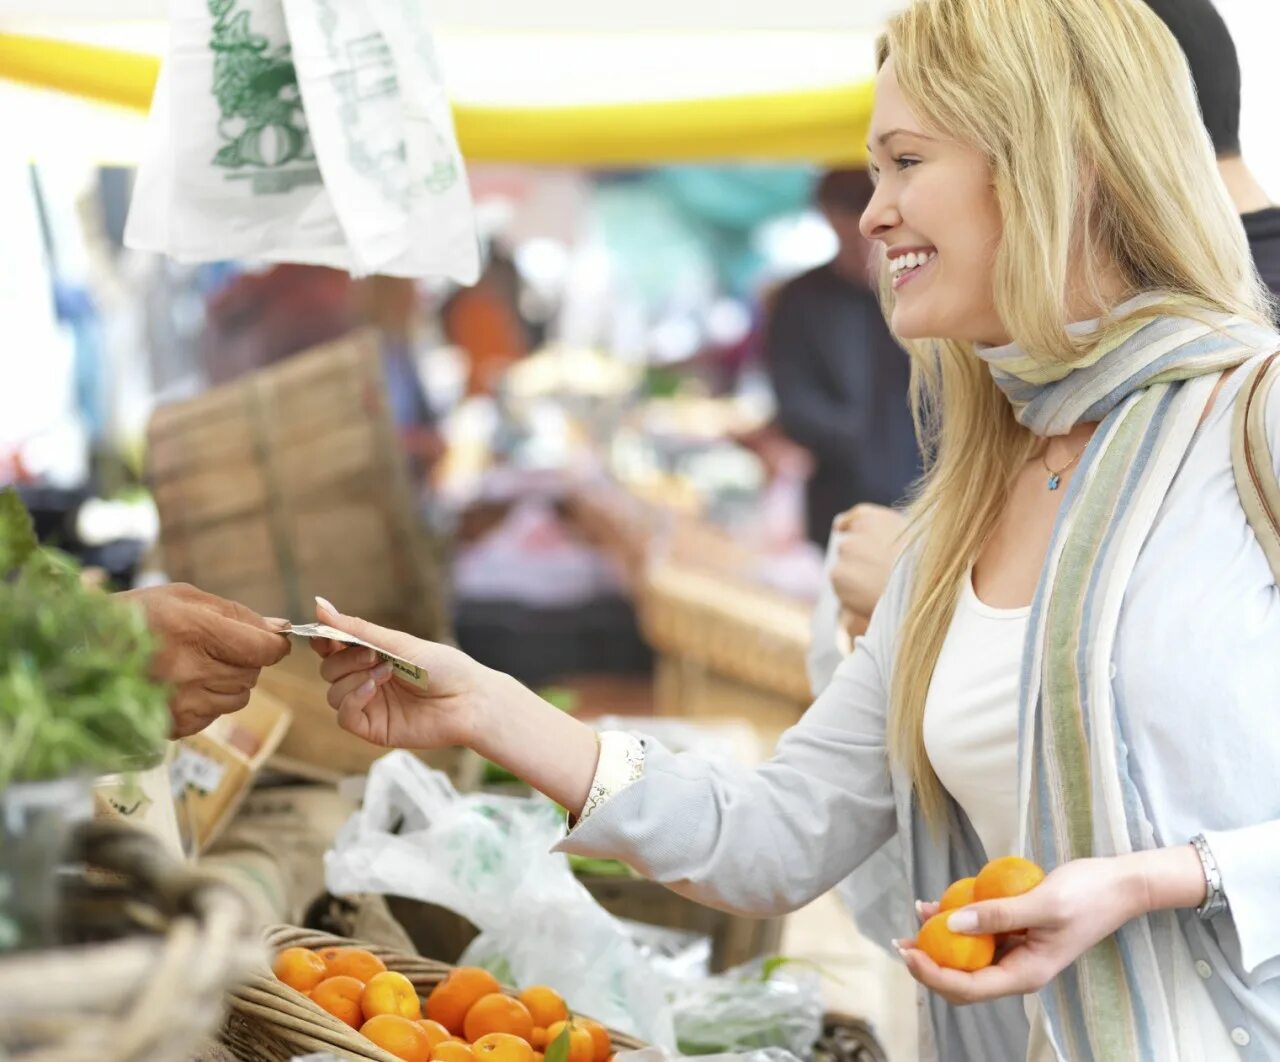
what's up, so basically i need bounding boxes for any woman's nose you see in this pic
[859,181,899,242]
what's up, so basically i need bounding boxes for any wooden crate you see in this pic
[147,330,449,641]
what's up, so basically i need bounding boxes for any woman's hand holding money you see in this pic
[311,597,599,814]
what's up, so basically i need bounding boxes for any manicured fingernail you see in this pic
[372,661,393,681]
[316,596,338,616]
[915,900,926,919]
[356,678,375,698]
[265,617,291,629]
[947,910,979,933]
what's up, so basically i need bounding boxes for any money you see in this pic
[286,622,429,690]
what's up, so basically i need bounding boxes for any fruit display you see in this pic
[918,856,1046,972]
[271,949,617,1062]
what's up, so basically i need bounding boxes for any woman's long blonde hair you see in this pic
[880,0,1274,829]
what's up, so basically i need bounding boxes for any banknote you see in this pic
[286,622,429,690]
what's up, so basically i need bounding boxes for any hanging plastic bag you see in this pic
[126,0,479,283]
[323,751,674,1047]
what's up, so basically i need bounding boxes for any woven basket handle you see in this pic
[1232,351,1280,583]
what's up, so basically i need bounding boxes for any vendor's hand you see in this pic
[118,583,291,738]
[831,504,908,619]
[310,597,491,750]
[895,857,1151,1005]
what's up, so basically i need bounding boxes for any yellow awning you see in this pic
[0,32,871,165]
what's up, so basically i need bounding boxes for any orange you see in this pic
[974,856,1046,902]
[937,877,977,913]
[473,1032,536,1062]
[544,1021,594,1062]
[531,1028,548,1050]
[433,1043,477,1062]
[418,1020,455,1049]
[519,986,568,1029]
[361,1013,433,1062]
[426,967,503,1035]
[325,946,388,984]
[577,1018,611,1062]
[312,975,366,1028]
[916,912,995,972]
[464,994,534,1043]
[273,947,328,994]
[363,971,423,1022]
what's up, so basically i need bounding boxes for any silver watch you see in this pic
[1191,834,1227,921]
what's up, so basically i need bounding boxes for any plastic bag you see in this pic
[663,959,823,1059]
[126,0,479,282]
[324,751,674,1046]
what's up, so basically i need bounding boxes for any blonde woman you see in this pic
[312,0,1280,1057]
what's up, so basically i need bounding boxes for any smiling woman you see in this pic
[298,2,1280,1060]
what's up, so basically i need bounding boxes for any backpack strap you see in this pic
[1232,350,1280,583]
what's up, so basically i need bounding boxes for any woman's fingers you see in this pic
[321,646,380,684]
[326,662,392,710]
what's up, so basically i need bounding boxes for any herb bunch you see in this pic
[0,489,169,787]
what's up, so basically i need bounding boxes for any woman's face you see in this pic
[860,59,1009,346]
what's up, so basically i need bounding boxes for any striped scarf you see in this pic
[975,294,1279,1061]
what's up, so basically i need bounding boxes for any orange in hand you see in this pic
[426,967,503,1035]
[473,1032,536,1062]
[937,876,977,913]
[273,947,328,994]
[362,1013,433,1062]
[312,975,366,1028]
[519,986,568,1028]
[324,946,388,983]
[464,993,534,1043]
[916,912,996,972]
[974,856,1046,901]
[363,970,423,1021]
[544,1021,594,1062]
[577,1018,611,1062]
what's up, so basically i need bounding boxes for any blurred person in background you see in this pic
[764,169,920,548]
[814,0,1280,670]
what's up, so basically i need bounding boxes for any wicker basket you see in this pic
[0,819,263,1062]
[222,924,649,1062]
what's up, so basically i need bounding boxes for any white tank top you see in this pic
[923,568,1235,1061]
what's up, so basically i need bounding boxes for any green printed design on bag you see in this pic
[208,0,318,188]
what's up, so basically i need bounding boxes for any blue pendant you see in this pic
[1047,474,1061,491]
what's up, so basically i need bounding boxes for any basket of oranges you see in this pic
[221,924,646,1062]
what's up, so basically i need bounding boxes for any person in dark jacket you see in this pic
[1144,0,1280,296]
[764,170,920,547]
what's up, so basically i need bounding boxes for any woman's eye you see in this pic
[894,156,920,171]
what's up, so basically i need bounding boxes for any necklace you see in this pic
[1040,441,1088,491]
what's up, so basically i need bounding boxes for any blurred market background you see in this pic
[1,2,1277,1060]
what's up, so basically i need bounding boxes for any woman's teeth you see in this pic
[890,250,937,278]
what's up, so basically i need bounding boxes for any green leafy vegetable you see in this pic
[0,488,169,787]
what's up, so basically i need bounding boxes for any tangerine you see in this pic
[531,1028,548,1049]
[273,947,328,994]
[937,877,977,913]
[916,912,995,972]
[473,1032,536,1062]
[464,993,534,1043]
[312,975,365,1028]
[544,1021,594,1062]
[361,1013,433,1062]
[577,1018,611,1062]
[433,1043,477,1062]
[418,1019,455,1049]
[974,856,1046,902]
[363,970,423,1021]
[519,986,568,1028]
[426,967,503,1035]
[326,946,388,983]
